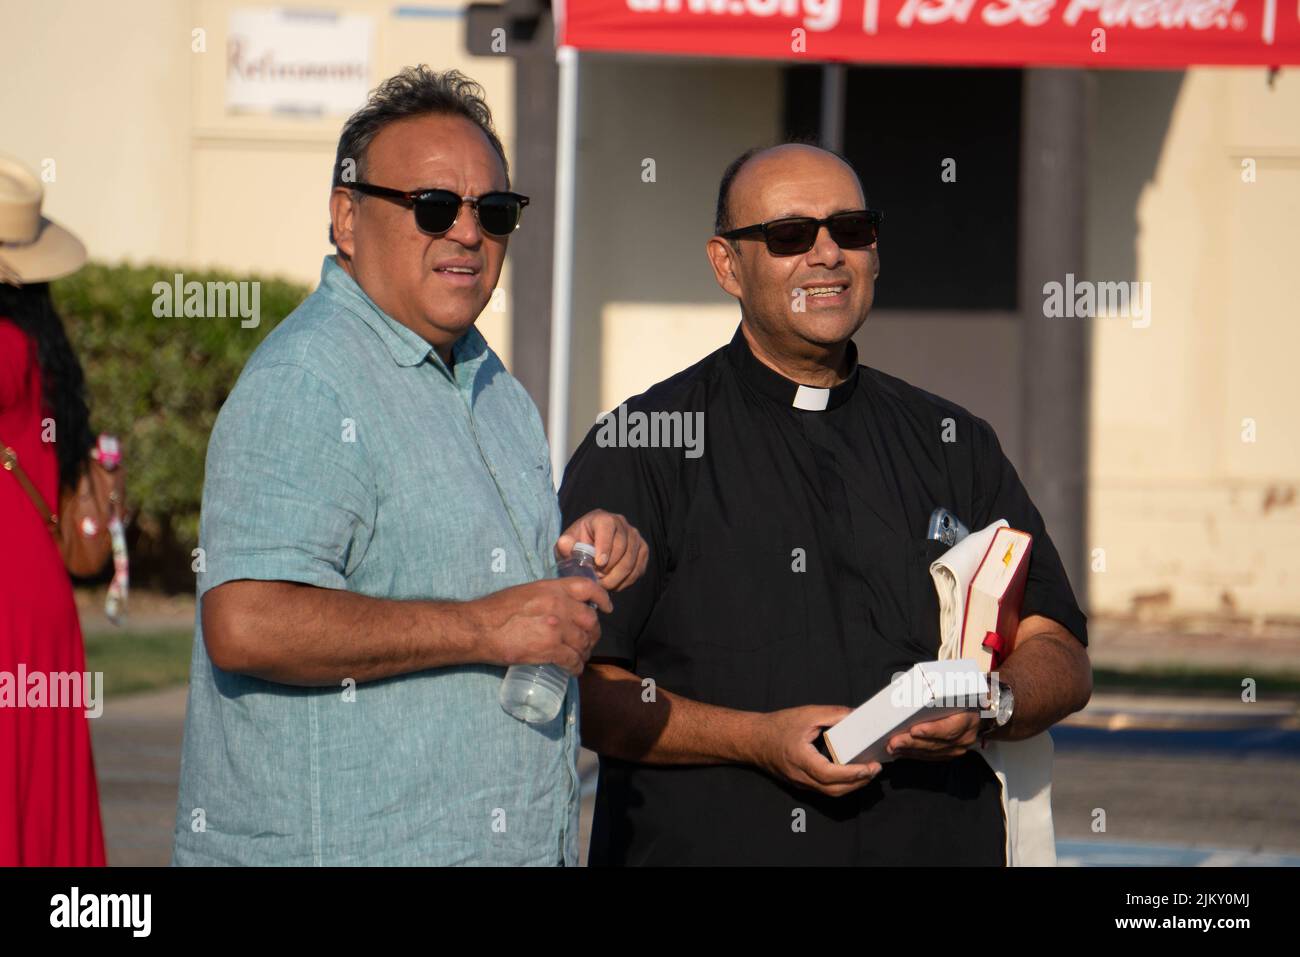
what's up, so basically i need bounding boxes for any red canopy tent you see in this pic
[557,0,1300,67]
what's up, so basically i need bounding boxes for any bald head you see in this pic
[715,143,865,239]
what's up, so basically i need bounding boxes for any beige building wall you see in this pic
[1,0,195,268]
[1087,68,1300,622]
[1,0,515,362]
[567,56,783,431]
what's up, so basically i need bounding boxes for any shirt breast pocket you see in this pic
[514,459,558,562]
[518,459,553,507]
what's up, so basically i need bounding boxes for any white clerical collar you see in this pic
[792,384,831,411]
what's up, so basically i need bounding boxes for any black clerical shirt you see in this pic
[559,325,1087,866]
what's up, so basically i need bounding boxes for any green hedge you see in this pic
[53,262,310,590]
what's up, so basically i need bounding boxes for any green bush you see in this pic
[53,262,310,590]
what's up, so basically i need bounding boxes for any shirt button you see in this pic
[567,713,575,725]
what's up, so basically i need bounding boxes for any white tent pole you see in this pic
[547,44,580,486]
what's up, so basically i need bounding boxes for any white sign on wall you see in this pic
[226,8,373,116]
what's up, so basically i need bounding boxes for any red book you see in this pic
[961,527,1033,673]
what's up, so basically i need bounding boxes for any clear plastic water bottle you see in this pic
[499,542,600,724]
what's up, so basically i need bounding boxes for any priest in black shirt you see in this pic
[559,143,1092,866]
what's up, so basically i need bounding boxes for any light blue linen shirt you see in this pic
[172,256,579,865]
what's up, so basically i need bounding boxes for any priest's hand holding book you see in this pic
[883,710,983,760]
[749,705,884,797]
[747,691,983,799]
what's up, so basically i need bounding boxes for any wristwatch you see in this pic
[978,679,1015,743]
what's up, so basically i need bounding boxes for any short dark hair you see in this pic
[714,138,862,239]
[330,67,509,243]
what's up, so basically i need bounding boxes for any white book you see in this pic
[823,659,988,766]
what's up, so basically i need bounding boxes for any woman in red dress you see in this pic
[0,155,106,866]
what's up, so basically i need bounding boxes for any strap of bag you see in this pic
[1,440,59,534]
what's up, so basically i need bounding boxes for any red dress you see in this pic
[0,317,106,866]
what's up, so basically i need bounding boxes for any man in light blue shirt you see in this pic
[172,67,647,865]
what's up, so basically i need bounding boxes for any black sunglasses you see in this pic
[720,209,883,256]
[350,183,530,237]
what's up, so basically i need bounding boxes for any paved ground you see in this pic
[91,686,188,867]
[90,684,1300,866]
[82,594,1300,865]
[1053,737,1300,855]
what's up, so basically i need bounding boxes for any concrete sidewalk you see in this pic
[80,591,1300,864]
[90,682,1300,866]
[1063,693,1300,730]
[90,686,188,867]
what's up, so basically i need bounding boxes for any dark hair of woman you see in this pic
[0,282,94,489]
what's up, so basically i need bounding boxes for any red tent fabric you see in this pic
[556,0,1300,67]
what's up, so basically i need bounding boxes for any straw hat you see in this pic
[0,154,86,286]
